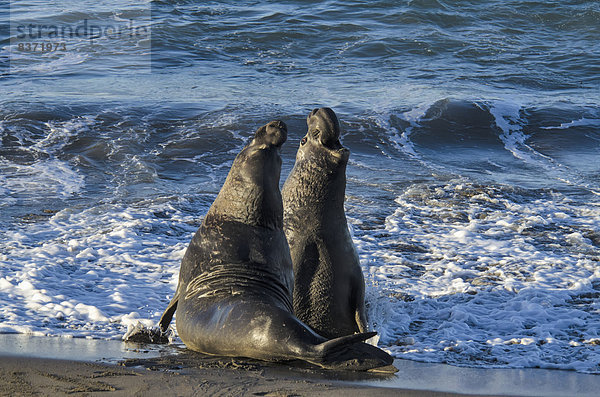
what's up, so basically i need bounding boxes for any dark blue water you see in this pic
[1,0,599,373]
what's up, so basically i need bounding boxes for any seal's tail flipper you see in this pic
[315,331,376,355]
[158,291,179,333]
[310,332,397,372]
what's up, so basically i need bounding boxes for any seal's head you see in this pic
[298,108,349,164]
[282,108,349,221]
[253,120,287,148]
[239,119,287,183]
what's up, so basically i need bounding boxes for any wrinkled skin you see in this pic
[158,120,393,371]
[282,108,369,339]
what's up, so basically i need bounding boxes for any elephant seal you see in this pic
[282,108,368,339]
[158,120,394,371]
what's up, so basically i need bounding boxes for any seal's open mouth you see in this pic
[300,134,345,154]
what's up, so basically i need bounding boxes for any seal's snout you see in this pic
[307,107,342,149]
[256,120,287,147]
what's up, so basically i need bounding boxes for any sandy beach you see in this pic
[1,335,599,396]
[0,354,458,397]
[0,335,444,396]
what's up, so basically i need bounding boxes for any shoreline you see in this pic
[0,354,458,397]
[1,334,598,396]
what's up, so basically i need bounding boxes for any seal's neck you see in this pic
[206,145,283,230]
[285,155,347,214]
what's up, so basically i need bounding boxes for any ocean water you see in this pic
[1,0,600,373]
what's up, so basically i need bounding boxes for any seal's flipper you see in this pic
[125,290,178,344]
[315,331,377,356]
[124,326,170,344]
[353,282,368,334]
[310,332,396,371]
[355,308,368,333]
[158,291,179,333]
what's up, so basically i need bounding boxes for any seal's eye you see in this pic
[300,137,307,146]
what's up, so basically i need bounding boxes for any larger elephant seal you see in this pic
[282,108,368,339]
[158,120,393,371]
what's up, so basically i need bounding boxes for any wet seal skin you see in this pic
[157,120,395,372]
[282,108,369,339]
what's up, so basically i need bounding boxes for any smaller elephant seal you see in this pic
[282,108,368,339]
[157,120,394,372]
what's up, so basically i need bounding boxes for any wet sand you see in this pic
[1,335,598,396]
[0,354,462,397]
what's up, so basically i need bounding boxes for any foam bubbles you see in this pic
[0,158,85,199]
[356,181,600,373]
[0,199,199,339]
